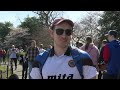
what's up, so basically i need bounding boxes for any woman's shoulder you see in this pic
[80,45,85,50]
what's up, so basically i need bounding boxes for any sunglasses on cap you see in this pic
[55,28,73,36]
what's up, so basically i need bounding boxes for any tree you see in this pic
[72,11,102,46]
[19,11,64,47]
[33,11,64,47]
[0,22,13,43]
[99,11,120,41]
[5,27,30,48]
[33,11,64,27]
[19,16,40,35]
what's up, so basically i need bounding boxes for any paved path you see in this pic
[12,64,29,79]
[13,64,23,79]
[1,62,28,79]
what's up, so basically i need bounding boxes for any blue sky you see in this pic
[0,11,90,27]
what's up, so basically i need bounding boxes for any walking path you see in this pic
[0,62,28,79]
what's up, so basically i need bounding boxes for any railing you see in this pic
[0,70,7,79]
[0,62,12,79]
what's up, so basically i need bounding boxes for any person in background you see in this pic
[103,30,120,79]
[0,48,3,65]
[76,41,83,48]
[47,45,53,51]
[80,37,100,71]
[8,74,19,79]
[18,46,24,65]
[26,40,39,79]
[22,56,28,79]
[39,44,46,54]
[2,48,6,65]
[8,45,18,70]
[98,40,107,79]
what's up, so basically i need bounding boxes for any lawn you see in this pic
[0,65,11,79]
[0,65,6,71]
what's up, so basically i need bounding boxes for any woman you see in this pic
[80,37,100,71]
[0,48,3,65]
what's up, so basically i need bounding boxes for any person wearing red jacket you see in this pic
[103,30,120,79]
[0,48,3,65]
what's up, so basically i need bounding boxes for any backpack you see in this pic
[36,47,86,79]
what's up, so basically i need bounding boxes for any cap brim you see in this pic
[55,19,74,27]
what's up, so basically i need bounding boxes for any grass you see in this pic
[0,65,6,71]
[0,56,24,79]
[0,65,11,79]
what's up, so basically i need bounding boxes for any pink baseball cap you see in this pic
[50,18,74,30]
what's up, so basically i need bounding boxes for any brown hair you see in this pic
[39,44,43,48]
[30,40,37,47]
[85,37,92,51]
[8,74,19,79]
[102,40,107,44]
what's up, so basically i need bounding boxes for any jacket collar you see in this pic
[49,46,71,57]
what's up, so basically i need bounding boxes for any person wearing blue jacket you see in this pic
[103,30,120,79]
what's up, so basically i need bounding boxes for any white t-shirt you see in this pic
[30,55,97,79]
[9,48,18,58]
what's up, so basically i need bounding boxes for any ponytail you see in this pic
[85,43,90,51]
[85,37,92,51]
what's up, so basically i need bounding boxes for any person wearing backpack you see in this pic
[30,18,97,79]
[2,48,6,65]
[22,56,28,79]
[102,30,120,79]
